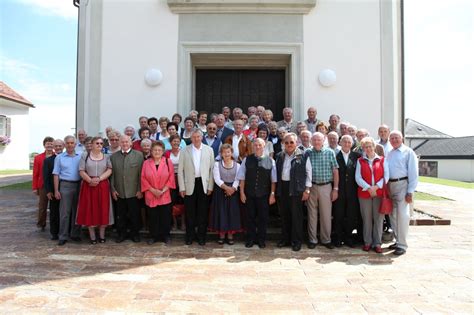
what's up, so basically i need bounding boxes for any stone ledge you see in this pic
[167,0,317,14]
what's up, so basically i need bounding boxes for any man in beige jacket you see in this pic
[178,129,215,245]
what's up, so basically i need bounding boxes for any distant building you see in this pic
[0,81,34,170]
[406,119,474,182]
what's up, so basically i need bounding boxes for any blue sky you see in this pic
[1,0,472,153]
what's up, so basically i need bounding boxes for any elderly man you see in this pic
[178,129,215,245]
[307,132,339,249]
[386,131,418,255]
[202,122,221,158]
[148,117,159,140]
[328,114,340,135]
[238,138,277,249]
[43,139,64,240]
[222,106,233,128]
[277,107,297,133]
[247,106,257,117]
[298,130,312,151]
[327,131,341,154]
[256,105,265,122]
[215,114,234,143]
[75,129,87,154]
[33,136,55,231]
[275,133,312,251]
[304,107,320,133]
[377,124,393,154]
[333,135,361,247]
[53,135,82,245]
[110,135,144,243]
[224,119,252,163]
[339,122,350,136]
[233,107,243,121]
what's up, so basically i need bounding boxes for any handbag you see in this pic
[172,203,185,216]
[378,183,393,215]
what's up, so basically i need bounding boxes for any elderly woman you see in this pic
[171,113,183,135]
[165,134,186,230]
[76,136,113,244]
[181,117,195,145]
[296,121,307,137]
[124,125,137,141]
[84,137,93,154]
[355,137,389,253]
[156,117,170,141]
[162,122,187,151]
[241,114,249,130]
[243,115,259,141]
[197,111,208,133]
[132,127,151,151]
[209,144,242,244]
[141,139,152,159]
[257,124,274,159]
[107,130,121,154]
[267,121,279,144]
[316,121,329,135]
[262,109,273,124]
[141,141,176,245]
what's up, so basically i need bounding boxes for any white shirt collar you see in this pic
[122,148,132,154]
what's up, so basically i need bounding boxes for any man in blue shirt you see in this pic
[53,135,82,246]
[386,130,419,255]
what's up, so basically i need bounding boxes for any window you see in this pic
[0,115,11,137]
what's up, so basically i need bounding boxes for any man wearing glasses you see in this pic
[275,133,312,251]
[202,122,221,158]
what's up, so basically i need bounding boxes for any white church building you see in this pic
[75,0,403,136]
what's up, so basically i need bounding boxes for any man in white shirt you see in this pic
[178,129,215,245]
[377,124,393,154]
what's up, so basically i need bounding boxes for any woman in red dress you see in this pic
[77,136,113,244]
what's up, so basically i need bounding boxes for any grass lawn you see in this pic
[1,181,32,190]
[414,191,448,201]
[419,176,474,189]
[0,170,32,175]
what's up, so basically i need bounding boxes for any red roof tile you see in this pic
[0,81,35,107]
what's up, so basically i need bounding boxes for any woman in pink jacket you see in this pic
[141,141,176,245]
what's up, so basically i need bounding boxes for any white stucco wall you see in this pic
[0,101,30,170]
[422,159,474,182]
[303,0,382,137]
[79,0,399,136]
[99,0,179,133]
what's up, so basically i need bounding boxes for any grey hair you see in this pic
[140,139,152,147]
[249,115,259,123]
[389,130,404,138]
[253,138,266,146]
[300,130,312,137]
[340,135,354,143]
[64,135,76,142]
[191,128,203,137]
[284,132,298,142]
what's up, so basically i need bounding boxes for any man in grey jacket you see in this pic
[110,135,144,243]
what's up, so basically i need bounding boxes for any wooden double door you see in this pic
[195,69,286,121]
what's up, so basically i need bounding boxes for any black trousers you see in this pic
[147,203,172,241]
[116,197,141,238]
[277,181,303,245]
[184,178,209,242]
[49,198,60,237]
[246,195,270,243]
[333,195,359,244]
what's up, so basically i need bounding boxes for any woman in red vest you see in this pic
[355,137,389,253]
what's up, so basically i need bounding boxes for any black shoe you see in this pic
[389,243,398,250]
[334,241,343,248]
[345,239,355,248]
[393,248,406,256]
[115,236,126,243]
[217,238,225,245]
[277,240,291,248]
[198,240,206,246]
[51,235,59,240]
[323,242,335,249]
[185,240,192,245]
[132,236,141,243]
[258,241,266,249]
[147,239,158,245]
[245,240,254,248]
[90,239,97,245]
[70,237,81,242]
[99,238,106,243]
[292,244,301,252]
[58,240,67,246]
[227,238,234,245]
[307,242,317,249]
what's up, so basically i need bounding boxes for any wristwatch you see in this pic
[270,192,275,195]
[305,190,310,194]
[333,187,339,191]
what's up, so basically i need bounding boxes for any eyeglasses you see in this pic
[109,139,118,141]
[284,141,295,145]
[208,127,216,130]
[95,142,104,145]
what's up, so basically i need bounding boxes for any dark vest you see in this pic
[276,149,308,196]
[244,154,273,198]
[203,137,220,158]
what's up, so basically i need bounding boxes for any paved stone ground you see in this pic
[0,184,472,314]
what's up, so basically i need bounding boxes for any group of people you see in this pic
[32,105,418,255]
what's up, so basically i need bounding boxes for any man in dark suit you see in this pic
[110,135,144,243]
[215,114,234,143]
[333,135,361,247]
[43,139,64,240]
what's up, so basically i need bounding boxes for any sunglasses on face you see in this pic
[208,127,216,130]
[95,142,104,145]
[284,141,295,145]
